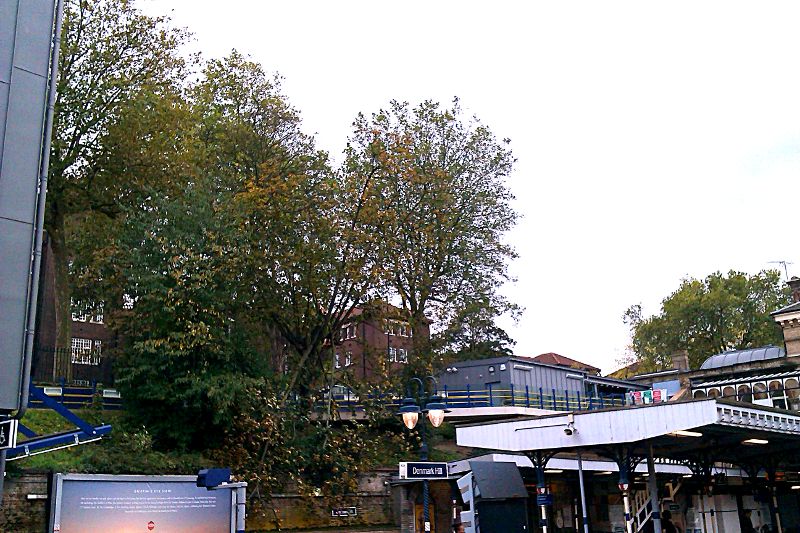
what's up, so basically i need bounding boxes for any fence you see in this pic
[31,346,114,387]
[324,385,627,414]
[26,385,122,410]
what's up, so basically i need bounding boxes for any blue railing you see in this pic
[322,387,626,414]
[27,384,122,411]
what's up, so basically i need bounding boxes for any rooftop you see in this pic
[699,345,785,370]
[530,352,601,374]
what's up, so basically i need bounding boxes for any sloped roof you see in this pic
[531,352,601,374]
[772,300,800,316]
[699,345,785,370]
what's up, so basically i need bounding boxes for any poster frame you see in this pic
[48,473,236,533]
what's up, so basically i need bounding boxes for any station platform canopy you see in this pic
[455,398,800,470]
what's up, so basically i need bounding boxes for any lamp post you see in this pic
[399,376,448,533]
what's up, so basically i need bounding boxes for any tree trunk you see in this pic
[411,308,433,374]
[48,210,72,383]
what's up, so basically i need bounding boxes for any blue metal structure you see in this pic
[6,383,112,460]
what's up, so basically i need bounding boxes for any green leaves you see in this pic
[345,99,520,365]
[625,270,791,370]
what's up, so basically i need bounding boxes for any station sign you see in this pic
[536,494,554,506]
[0,420,19,450]
[399,461,449,479]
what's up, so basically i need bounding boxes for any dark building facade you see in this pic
[30,234,115,386]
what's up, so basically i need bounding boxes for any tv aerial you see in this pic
[768,260,794,279]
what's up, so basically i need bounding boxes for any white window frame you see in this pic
[386,320,412,337]
[71,338,101,365]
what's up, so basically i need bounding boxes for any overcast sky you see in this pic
[140,0,800,373]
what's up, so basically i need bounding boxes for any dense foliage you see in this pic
[623,270,791,371]
[48,0,520,512]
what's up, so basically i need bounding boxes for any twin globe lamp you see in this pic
[399,394,448,430]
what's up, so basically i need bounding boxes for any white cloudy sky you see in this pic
[140,0,800,373]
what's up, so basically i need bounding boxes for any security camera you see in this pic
[564,422,577,436]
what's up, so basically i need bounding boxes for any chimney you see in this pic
[773,277,800,358]
[671,350,690,372]
[789,276,800,304]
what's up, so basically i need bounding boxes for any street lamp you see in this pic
[399,376,449,532]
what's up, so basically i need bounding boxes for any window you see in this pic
[71,338,101,366]
[769,380,787,410]
[334,352,341,369]
[785,378,800,411]
[753,382,768,401]
[340,324,357,341]
[386,320,412,337]
[388,347,397,362]
[737,384,752,403]
[345,351,353,367]
[397,348,408,364]
[72,299,103,323]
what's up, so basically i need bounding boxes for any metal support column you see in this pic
[771,486,784,533]
[622,488,633,533]
[647,445,662,532]
[577,451,590,533]
[537,461,548,533]
[0,450,5,503]
[602,446,639,533]
[526,450,557,533]
[235,485,246,533]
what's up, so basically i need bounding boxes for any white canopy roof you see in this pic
[455,399,800,465]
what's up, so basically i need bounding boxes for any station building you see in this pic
[395,277,800,533]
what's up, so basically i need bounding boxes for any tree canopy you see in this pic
[50,0,194,378]
[624,270,791,371]
[45,1,522,510]
[344,99,520,370]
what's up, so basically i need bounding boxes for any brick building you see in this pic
[333,302,430,382]
[30,234,115,386]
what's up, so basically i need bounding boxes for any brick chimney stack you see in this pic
[772,277,800,358]
[670,350,690,372]
[789,276,800,303]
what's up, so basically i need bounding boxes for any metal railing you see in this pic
[26,384,122,411]
[321,386,627,414]
[31,346,114,386]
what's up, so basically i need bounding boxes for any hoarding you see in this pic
[49,474,235,533]
[628,388,669,405]
[0,0,58,411]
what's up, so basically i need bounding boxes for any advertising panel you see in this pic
[49,474,235,533]
[628,388,669,405]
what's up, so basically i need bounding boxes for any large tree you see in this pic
[434,291,519,363]
[344,99,519,371]
[624,270,791,371]
[192,53,389,402]
[48,0,192,369]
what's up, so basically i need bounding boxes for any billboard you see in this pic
[49,474,236,533]
[0,0,58,411]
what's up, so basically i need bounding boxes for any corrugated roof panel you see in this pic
[700,346,785,370]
